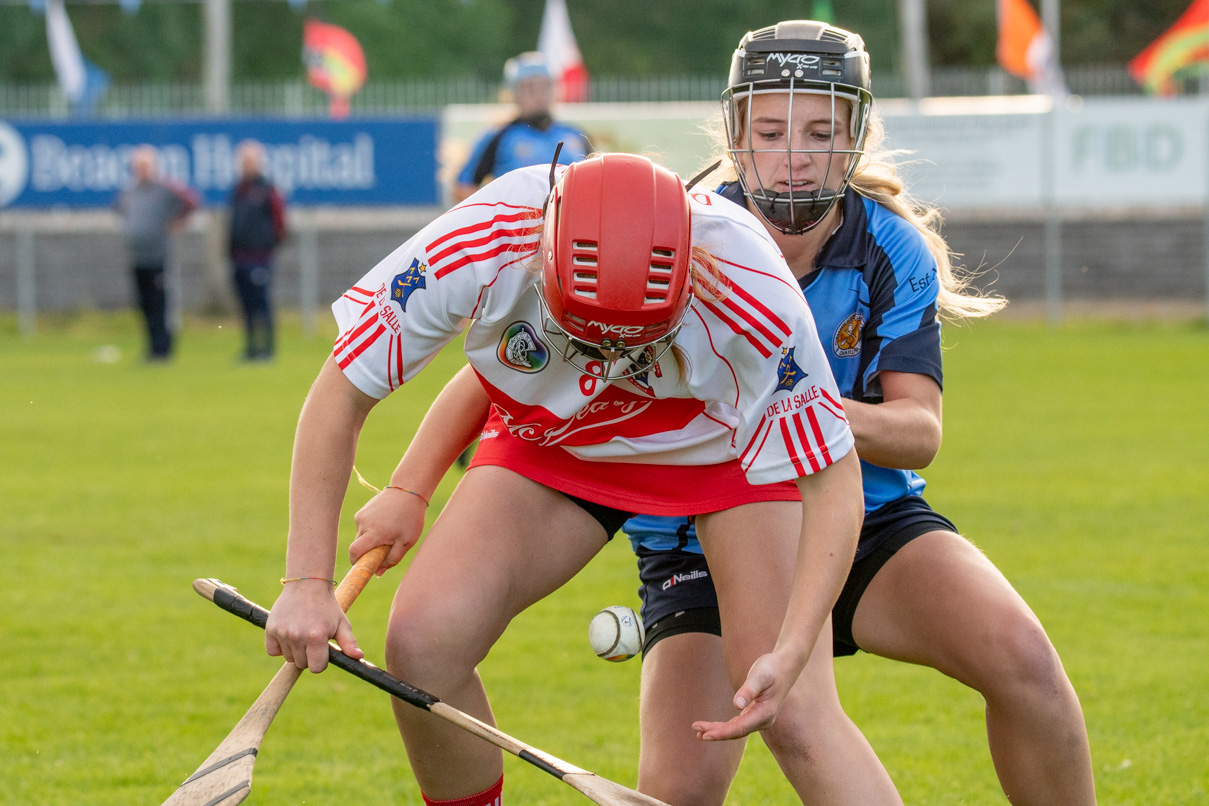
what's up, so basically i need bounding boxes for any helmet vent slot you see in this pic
[646,259,673,302]
[572,268,599,300]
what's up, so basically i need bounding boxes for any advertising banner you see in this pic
[0,116,439,208]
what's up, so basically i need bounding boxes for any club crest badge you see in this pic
[390,258,427,311]
[625,347,662,394]
[776,346,808,393]
[833,312,864,358]
[498,321,549,373]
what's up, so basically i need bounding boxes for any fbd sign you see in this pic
[0,117,439,208]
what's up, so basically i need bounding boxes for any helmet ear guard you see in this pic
[538,153,694,382]
[722,20,874,235]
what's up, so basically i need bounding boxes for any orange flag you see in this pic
[996,0,1067,96]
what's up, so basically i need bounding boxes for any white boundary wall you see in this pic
[445,96,1209,213]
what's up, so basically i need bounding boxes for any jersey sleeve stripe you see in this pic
[785,415,819,474]
[805,407,833,466]
[819,387,845,411]
[334,306,379,355]
[719,294,781,351]
[818,398,846,422]
[394,334,404,389]
[428,223,543,268]
[698,297,774,357]
[385,333,404,392]
[740,417,783,472]
[336,322,387,370]
[723,278,794,340]
[818,388,849,423]
[342,285,376,304]
[433,240,541,280]
[425,204,541,253]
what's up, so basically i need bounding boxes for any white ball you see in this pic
[588,605,645,662]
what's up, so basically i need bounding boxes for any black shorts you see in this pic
[565,493,633,539]
[635,495,957,657]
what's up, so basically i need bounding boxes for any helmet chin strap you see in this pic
[748,187,841,235]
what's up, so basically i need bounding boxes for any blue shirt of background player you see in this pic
[625,182,944,562]
[456,117,592,188]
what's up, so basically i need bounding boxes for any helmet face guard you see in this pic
[538,153,693,382]
[722,20,874,235]
[536,291,688,382]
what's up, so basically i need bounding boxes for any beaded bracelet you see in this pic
[280,576,337,585]
[385,485,430,506]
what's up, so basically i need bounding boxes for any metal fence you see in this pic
[0,64,1178,120]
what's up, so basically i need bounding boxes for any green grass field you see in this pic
[2,311,1207,804]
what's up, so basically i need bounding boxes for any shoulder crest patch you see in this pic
[833,312,864,358]
[776,346,808,393]
[390,258,427,311]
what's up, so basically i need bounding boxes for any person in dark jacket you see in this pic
[115,145,197,361]
[228,140,287,361]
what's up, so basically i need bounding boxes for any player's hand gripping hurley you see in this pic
[192,577,671,806]
[161,544,389,806]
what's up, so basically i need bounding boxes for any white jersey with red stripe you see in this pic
[332,164,852,487]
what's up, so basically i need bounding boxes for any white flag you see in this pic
[538,0,589,102]
[46,0,87,104]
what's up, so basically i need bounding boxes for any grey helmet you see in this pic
[722,20,874,234]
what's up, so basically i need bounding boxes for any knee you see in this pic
[641,764,734,806]
[384,605,475,689]
[969,611,1071,703]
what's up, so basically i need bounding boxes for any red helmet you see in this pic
[539,153,693,380]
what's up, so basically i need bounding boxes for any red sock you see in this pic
[421,775,503,806]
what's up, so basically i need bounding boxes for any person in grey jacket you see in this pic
[114,145,197,361]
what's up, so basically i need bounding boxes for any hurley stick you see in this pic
[194,578,672,806]
[162,545,390,806]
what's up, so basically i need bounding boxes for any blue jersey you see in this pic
[456,116,591,188]
[626,183,943,554]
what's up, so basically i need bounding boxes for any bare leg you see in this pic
[638,631,744,805]
[384,467,609,799]
[697,502,902,805]
[852,530,1096,805]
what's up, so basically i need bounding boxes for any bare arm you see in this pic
[265,356,378,673]
[694,448,864,740]
[844,370,942,469]
[348,364,492,573]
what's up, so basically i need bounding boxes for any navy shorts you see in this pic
[636,495,957,657]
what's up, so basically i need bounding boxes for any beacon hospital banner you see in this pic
[0,116,439,209]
